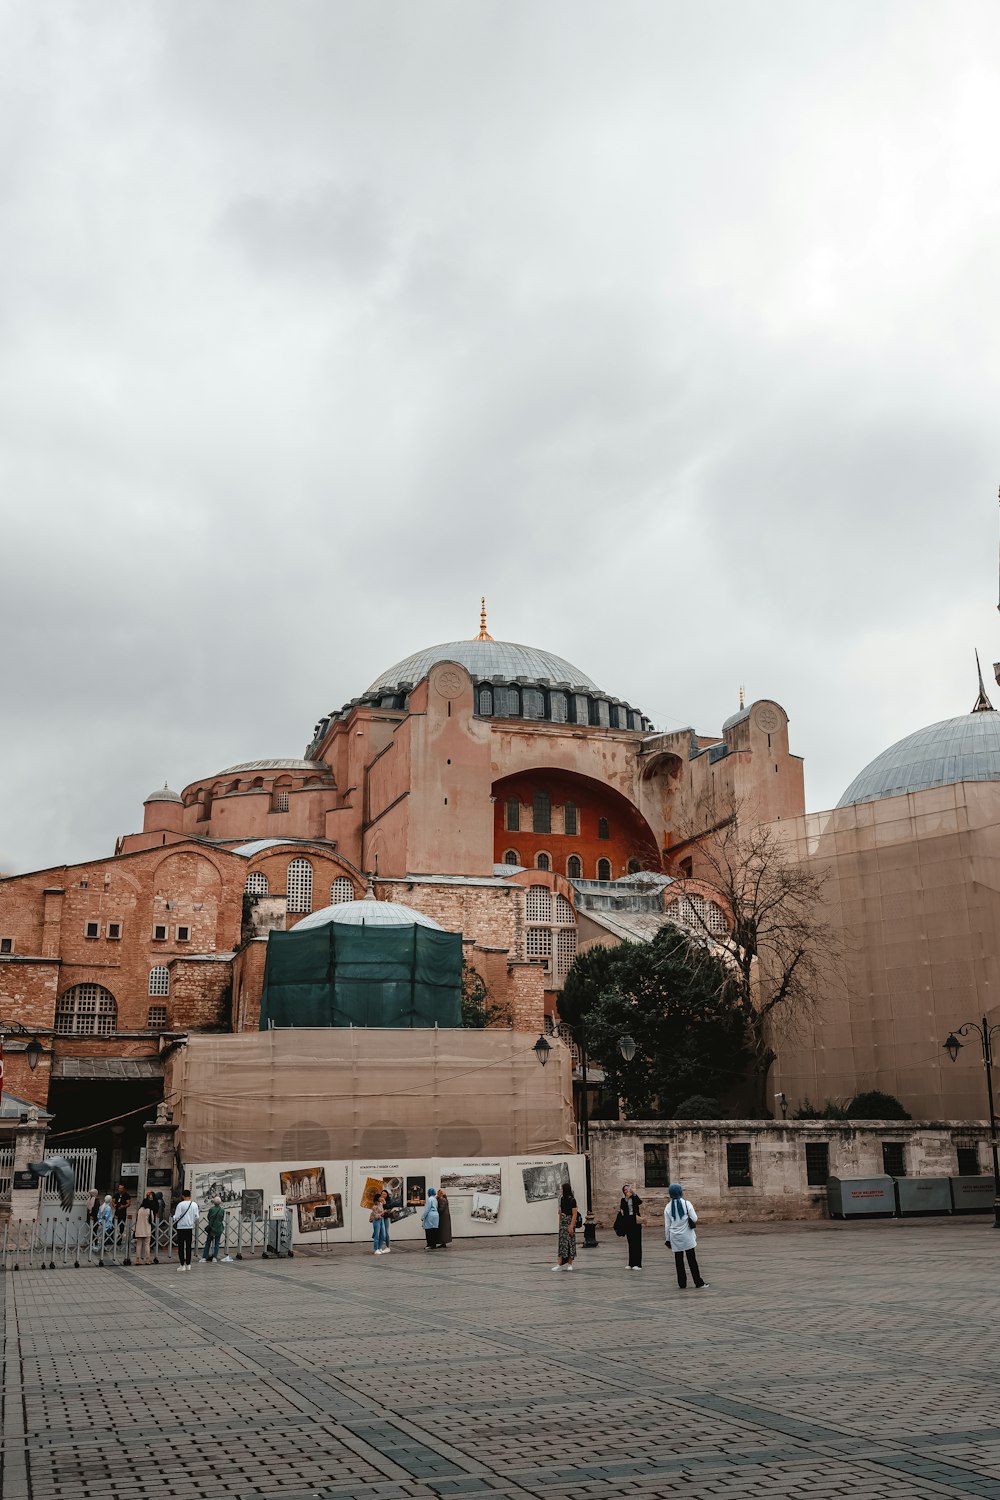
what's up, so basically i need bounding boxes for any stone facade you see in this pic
[590,1119,995,1225]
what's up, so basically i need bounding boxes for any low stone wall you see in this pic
[590,1120,993,1225]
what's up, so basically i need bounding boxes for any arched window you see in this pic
[525,885,577,979]
[665,893,729,937]
[549,691,568,723]
[567,855,582,879]
[503,849,520,865]
[526,886,552,922]
[506,798,520,832]
[55,984,117,1036]
[598,817,610,840]
[495,685,521,717]
[597,858,612,882]
[564,803,578,836]
[554,893,574,923]
[533,789,551,834]
[477,686,494,715]
[331,876,354,905]
[522,687,545,720]
[245,871,268,896]
[148,966,170,997]
[536,852,551,871]
[287,858,313,913]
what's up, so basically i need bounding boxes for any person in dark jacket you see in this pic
[202,1196,226,1263]
[436,1188,453,1248]
[620,1183,644,1269]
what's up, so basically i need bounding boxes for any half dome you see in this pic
[367,639,597,694]
[837,712,1000,807]
[293,900,445,931]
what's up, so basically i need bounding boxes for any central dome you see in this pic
[837,711,1000,807]
[367,638,598,694]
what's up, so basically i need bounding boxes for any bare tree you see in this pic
[668,793,840,1114]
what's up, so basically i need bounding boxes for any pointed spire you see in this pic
[972,650,995,713]
[739,685,744,710]
[475,596,494,641]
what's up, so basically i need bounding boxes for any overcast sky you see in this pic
[2,1,999,874]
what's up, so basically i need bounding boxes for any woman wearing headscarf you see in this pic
[619,1183,644,1269]
[436,1187,453,1249]
[664,1183,708,1289]
[421,1187,440,1249]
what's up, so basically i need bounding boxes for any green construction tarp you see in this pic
[259,922,463,1029]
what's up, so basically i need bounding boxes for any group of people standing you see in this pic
[552,1181,709,1288]
[84,1183,227,1269]
[369,1185,454,1254]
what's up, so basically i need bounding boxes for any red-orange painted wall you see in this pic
[492,770,661,880]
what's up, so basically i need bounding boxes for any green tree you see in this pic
[557,928,752,1117]
[461,959,511,1029]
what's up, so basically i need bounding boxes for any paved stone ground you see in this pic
[3,1218,1000,1500]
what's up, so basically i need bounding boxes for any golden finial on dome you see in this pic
[475,596,494,641]
[739,685,745,709]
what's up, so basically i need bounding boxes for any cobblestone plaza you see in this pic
[2,1220,999,1500]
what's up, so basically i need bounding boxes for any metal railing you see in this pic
[0,1208,294,1271]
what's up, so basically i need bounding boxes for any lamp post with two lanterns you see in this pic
[534,1026,636,1248]
[943,1018,1000,1229]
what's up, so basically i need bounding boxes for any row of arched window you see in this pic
[244,863,356,913]
[476,684,647,731]
[524,885,578,979]
[503,851,640,881]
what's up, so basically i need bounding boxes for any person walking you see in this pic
[370,1194,388,1255]
[421,1187,440,1249]
[620,1183,644,1270]
[202,1196,225,1263]
[664,1183,707,1289]
[97,1195,115,1248]
[134,1198,153,1265]
[112,1181,131,1242]
[171,1189,199,1272]
[436,1188,453,1249]
[552,1183,579,1271]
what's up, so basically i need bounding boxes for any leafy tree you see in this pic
[846,1089,911,1120]
[673,1094,723,1119]
[557,928,753,1118]
[793,1098,849,1120]
[460,959,511,1029]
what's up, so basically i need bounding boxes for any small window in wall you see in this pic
[331,876,354,905]
[533,789,551,834]
[146,1005,168,1030]
[555,926,577,977]
[176,925,190,942]
[643,1143,670,1188]
[550,691,568,723]
[272,790,289,813]
[148,966,170,997]
[567,855,582,879]
[727,1142,753,1187]
[152,923,168,941]
[526,927,552,959]
[525,886,552,922]
[506,798,520,832]
[503,849,520,865]
[0,937,12,954]
[522,687,545,719]
[85,921,100,939]
[882,1141,906,1178]
[106,922,122,941]
[477,686,494,715]
[564,803,578,836]
[535,852,551,871]
[805,1142,830,1186]
[627,858,641,874]
[287,858,313,913]
[597,858,612,882]
[956,1145,981,1175]
[679,857,694,878]
[245,871,268,896]
[609,704,621,728]
[598,817,609,840]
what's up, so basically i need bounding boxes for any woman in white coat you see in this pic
[664,1183,708,1289]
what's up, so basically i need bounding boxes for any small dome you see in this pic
[293,900,445,931]
[367,639,598,694]
[144,784,182,804]
[838,712,1000,807]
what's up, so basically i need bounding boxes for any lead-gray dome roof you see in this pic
[293,900,445,931]
[837,712,1000,807]
[367,639,597,694]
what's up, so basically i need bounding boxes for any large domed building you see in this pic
[774,671,1000,1122]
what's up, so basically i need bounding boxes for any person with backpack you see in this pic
[421,1187,440,1249]
[664,1183,708,1289]
[171,1189,200,1272]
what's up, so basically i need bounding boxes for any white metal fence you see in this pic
[1,1207,293,1271]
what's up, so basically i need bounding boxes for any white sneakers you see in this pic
[550,1263,575,1271]
[374,1246,392,1255]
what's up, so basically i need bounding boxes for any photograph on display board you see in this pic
[406,1176,426,1206]
[359,1176,384,1210]
[279,1167,327,1204]
[381,1174,403,1209]
[439,1168,501,1195]
[297,1194,345,1233]
[192,1167,246,1204]
[522,1162,570,1203]
[471,1192,500,1224]
[240,1189,264,1220]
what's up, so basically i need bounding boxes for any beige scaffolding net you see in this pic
[170,1028,574,1164]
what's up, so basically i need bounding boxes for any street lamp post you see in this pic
[943,1017,1000,1229]
[574,1025,636,1249]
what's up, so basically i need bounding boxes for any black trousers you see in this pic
[176,1228,194,1266]
[674,1248,703,1287]
[424,1227,439,1248]
[625,1223,642,1267]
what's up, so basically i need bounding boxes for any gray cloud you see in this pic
[2,0,1000,872]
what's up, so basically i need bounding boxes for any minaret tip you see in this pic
[972,650,995,713]
[475,596,494,641]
